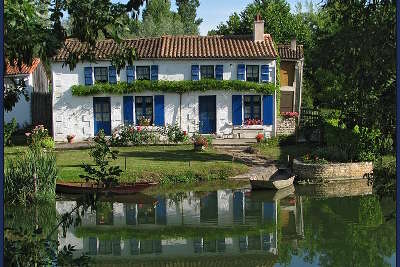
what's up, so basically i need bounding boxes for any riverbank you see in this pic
[4,145,249,184]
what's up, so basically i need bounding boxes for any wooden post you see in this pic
[124,156,127,170]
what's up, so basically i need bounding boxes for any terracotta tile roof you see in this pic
[6,58,41,75]
[53,35,278,61]
[277,44,304,60]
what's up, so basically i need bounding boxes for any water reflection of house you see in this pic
[57,189,304,260]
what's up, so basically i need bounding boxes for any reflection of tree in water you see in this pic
[284,195,395,267]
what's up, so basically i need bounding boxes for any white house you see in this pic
[51,18,280,142]
[4,58,49,127]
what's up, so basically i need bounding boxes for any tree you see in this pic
[4,0,147,109]
[307,0,396,139]
[208,0,312,46]
[129,0,188,37]
[176,0,202,35]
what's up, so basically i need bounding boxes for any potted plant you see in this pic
[67,134,75,144]
[256,133,264,143]
[193,134,208,151]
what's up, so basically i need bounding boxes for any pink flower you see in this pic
[137,126,142,132]
[25,132,31,137]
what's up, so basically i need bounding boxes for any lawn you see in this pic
[4,145,249,184]
[254,142,315,164]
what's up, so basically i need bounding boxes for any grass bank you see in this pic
[253,142,315,164]
[4,145,249,184]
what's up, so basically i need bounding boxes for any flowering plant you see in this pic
[67,134,75,140]
[138,117,151,126]
[281,112,299,118]
[256,133,264,142]
[245,118,263,125]
[192,134,208,147]
[25,125,54,149]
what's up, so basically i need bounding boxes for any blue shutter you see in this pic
[154,95,165,126]
[84,67,93,85]
[237,64,245,81]
[109,66,117,84]
[123,96,134,125]
[263,95,274,125]
[126,66,135,83]
[151,65,158,81]
[191,65,199,81]
[261,65,269,83]
[232,95,243,126]
[215,65,223,80]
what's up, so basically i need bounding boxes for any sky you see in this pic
[112,0,322,36]
[171,0,321,35]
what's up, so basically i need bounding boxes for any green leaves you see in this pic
[71,79,279,96]
[79,130,122,188]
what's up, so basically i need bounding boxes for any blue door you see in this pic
[93,97,111,135]
[199,95,216,134]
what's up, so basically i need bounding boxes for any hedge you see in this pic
[71,79,279,96]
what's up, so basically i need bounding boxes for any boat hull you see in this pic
[250,176,295,190]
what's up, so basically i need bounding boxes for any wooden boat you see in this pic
[250,168,294,190]
[56,182,158,195]
[248,185,295,201]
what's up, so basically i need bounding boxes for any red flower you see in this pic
[137,126,142,132]
[183,131,187,136]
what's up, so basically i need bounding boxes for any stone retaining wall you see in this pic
[277,117,296,136]
[293,159,373,182]
[295,179,373,198]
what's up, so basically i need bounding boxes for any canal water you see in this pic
[6,186,396,266]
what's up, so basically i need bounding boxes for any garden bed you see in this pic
[293,159,373,182]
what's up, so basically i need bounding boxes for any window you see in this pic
[136,66,150,80]
[135,96,153,125]
[200,65,214,79]
[246,65,259,82]
[94,67,108,83]
[244,95,261,121]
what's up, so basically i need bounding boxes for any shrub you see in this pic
[301,153,329,164]
[41,137,55,150]
[111,125,157,146]
[5,148,57,204]
[4,118,17,146]
[192,134,208,147]
[25,125,55,150]
[165,124,187,143]
[313,146,348,163]
[373,155,395,200]
[80,130,123,187]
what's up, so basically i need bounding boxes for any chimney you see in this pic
[253,13,264,42]
[291,38,297,51]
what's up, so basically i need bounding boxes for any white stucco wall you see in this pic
[4,75,33,127]
[52,59,277,142]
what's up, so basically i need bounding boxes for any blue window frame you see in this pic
[135,96,153,125]
[244,95,261,121]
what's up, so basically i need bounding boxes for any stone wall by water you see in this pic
[277,117,296,136]
[293,159,373,181]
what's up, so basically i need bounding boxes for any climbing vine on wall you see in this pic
[71,79,279,96]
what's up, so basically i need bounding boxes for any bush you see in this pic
[111,125,158,146]
[373,155,395,200]
[165,124,188,143]
[4,118,17,146]
[25,125,55,150]
[5,148,57,204]
[313,146,348,163]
